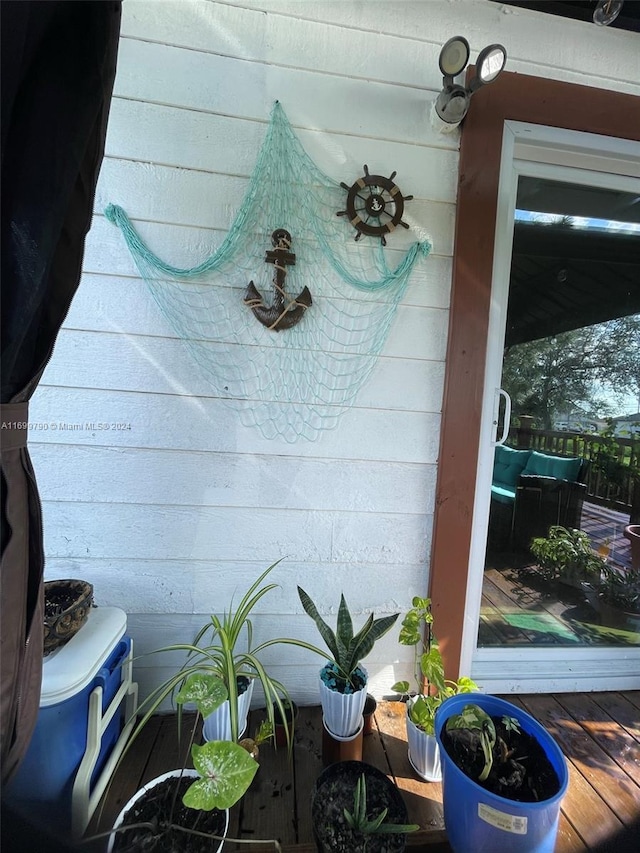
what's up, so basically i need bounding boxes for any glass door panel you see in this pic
[478,175,640,652]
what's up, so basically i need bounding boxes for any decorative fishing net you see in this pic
[105,102,431,442]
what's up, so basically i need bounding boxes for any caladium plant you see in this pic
[183,740,259,811]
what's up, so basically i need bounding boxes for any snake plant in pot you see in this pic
[297,586,399,739]
[392,596,476,781]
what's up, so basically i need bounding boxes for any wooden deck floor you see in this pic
[480,564,640,648]
[86,694,640,852]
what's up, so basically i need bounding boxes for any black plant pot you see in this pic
[272,699,298,747]
[311,760,410,853]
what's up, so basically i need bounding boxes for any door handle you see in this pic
[492,388,512,446]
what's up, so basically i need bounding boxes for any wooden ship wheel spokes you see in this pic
[337,164,413,245]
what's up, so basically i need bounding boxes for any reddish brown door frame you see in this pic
[429,70,640,678]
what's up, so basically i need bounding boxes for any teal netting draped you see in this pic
[105,102,431,442]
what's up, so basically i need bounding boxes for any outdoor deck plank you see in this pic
[290,706,324,845]
[85,693,640,852]
[487,567,586,644]
[374,699,447,844]
[553,692,640,786]
[228,710,297,850]
[589,691,640,743]
[519,694,640,828]
[84,712,163,853]
[506,696,625,850]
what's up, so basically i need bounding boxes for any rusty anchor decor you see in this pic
[244,229,312,331]
[337,164,413,245]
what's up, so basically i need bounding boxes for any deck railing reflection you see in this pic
[507,418,638,516]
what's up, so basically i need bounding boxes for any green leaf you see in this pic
[419,646,445,693]
[455,677,477,694]
[176,673,228,718]
[297,586,340,661]
[409,695,439,735]
[446,704,495,741]
[186,741,258,810]
[336,594,354,649]
[391,680,410,694]
[350,612,399,664]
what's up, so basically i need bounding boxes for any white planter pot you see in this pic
[203,679,254,742]
[318,666,367,738]
[406,699,442,782]
[322,714,364,742]
[108,769,229,853]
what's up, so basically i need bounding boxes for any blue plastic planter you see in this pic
[435,693,568,853]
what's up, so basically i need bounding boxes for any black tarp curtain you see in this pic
[1,0,121,784]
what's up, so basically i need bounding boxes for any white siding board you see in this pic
[30,387,442,463]
[34,0,640,704]
[113,39,443,146]
[31,446,436,514]
[233,0,640,88]
[81,226,453,302]
[39,328,446,411]
[120,0,448,93]
[44,560,427,616]
[42,501,427,565]
[94,159,453,255]
[104,100,459,203]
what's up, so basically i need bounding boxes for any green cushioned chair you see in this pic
[489,446,589,552]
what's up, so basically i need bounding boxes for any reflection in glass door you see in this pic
[478,175,640,652]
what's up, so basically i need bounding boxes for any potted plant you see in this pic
[590,564,640,632]
[392,596,476,781]
[623,524,640,569]
[529,525,606,589]
[143,562,309,747]
[271,698,298,747]
[104,562,321,852]
[297,586,399,740]
[311,760,418,852]
[107,671,281,852]
[434,693,568,853]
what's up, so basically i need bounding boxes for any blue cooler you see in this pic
[5,606,138,840]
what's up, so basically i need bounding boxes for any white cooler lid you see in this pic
[41,606,127,706]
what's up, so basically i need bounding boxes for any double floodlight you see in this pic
[434,36,507,126]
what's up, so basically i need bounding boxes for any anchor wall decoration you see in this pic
[244,229,312,331]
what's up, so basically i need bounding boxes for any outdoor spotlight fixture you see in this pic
[593,0,624,26]
[434,36,507,128]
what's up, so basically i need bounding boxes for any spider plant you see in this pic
[133,561,323,748]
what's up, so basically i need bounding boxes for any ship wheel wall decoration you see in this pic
[337,164,413,245]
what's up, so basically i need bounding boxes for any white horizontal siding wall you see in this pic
[29,0,640,707]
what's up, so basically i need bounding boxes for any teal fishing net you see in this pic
[105,102,431,442]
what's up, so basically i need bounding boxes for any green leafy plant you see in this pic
[391,596,477,734]
[502,715,521,734]
[297,586,399,692]
[136,562,320,746]
[445,703,496,782]
[103,562,317,851]
[343,773,419,836]
[530,526,606,585]
[594,565,640,614]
